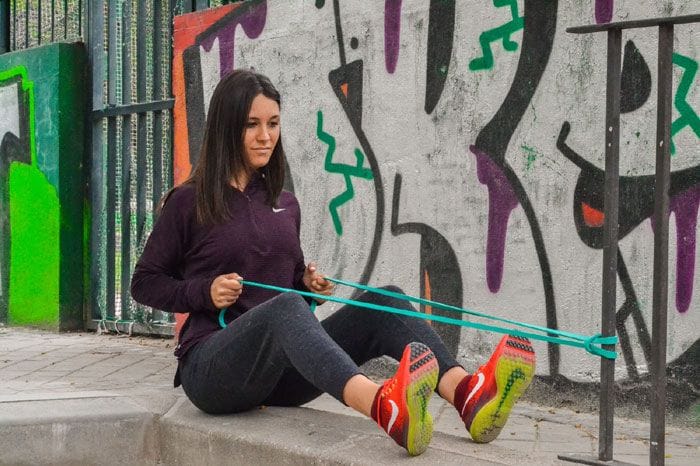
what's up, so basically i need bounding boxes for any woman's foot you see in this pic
[454,335,535,443]
[371,342,438,456]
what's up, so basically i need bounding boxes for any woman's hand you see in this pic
[210,273,243,309]
[303,262,334,304]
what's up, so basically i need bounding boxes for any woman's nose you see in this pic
[257,127,270,141]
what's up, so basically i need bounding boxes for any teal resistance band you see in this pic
[217,278,618,359]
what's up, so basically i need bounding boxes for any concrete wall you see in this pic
[0,43,87,330]
[172,1,698,394]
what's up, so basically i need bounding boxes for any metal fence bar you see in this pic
[650,23,674,466]
[63,0,68,39]
[11,0,16,50]
[563,13,700,466]
[23,0,28,48]
[598,27,622,462]
[88,0,105,323]
[136,0,148,252]
[0,0,9,53]
[104,0,119,322]
[37,0,42,45]
[119,0,133,320]
[51,0,55,42]
[152,0,164,211]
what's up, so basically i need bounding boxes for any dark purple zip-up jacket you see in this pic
[130,173,308,360]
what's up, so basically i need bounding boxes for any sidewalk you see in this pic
[0,328,697,465]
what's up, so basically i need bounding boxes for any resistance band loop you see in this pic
[217,278,618,360]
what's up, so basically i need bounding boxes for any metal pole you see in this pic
[598,27,622,462]
[88,0,106,324]
[0,0,9,53]
[650,23,673,466]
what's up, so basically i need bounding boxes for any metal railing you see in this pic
[559,13,700,466]
[0,1,238,334]
[86,0,235,335]
[0,0,85,52]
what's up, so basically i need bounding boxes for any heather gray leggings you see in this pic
[179,287,460,414]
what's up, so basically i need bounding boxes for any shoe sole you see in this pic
[403,342,438,456]
[469,336,535,443]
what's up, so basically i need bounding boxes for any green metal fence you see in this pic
[1,0,235,335]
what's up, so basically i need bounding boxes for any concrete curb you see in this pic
[0,396,158,465]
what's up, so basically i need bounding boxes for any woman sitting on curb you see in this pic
[131,69,536,456]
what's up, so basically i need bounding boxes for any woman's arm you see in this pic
[130,188,218,313]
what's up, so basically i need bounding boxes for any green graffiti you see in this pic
[316,110,374,236]
[520,145,541,171]
[8,163,60,326]
[671,53,699,155]
[0,66,59,327]
[469,0,524,72]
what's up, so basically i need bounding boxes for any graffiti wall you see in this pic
[0,43,86,330]
[173,1,699,396]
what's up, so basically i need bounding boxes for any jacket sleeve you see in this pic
[289,194,312,299]
[130,189,218,313]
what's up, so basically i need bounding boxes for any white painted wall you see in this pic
[184,0,699,382]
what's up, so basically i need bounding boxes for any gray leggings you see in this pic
[179,286,460,414]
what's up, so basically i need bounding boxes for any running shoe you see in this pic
[371,342,439,456]
[455,335,535,443]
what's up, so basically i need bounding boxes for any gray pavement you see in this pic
[0,327,697,465]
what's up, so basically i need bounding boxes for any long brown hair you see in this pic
[186,69,286,225]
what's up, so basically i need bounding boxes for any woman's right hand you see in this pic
[210,273,243,309]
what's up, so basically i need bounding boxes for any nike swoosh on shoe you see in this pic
[461,372,485,416]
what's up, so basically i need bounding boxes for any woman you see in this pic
[131,69,535,456]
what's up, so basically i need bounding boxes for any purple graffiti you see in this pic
[200,2,267,78]
[671,185,700,313]
[470,146,519,293]
[595,0,613,24]
[384,0,402,74]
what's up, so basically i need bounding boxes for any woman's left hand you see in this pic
[303,262,334,304]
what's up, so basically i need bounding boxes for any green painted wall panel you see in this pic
[0,43,87,330]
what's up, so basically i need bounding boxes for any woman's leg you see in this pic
[319,286,464,386]
[316,286,536,444]
[261,285,464,408]
[179,292,363,414]
[180,290,437,455]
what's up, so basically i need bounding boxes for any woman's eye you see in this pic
[246,121,257,128]
[269,121,279,128]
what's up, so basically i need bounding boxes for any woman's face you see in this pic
[242,93,280,171]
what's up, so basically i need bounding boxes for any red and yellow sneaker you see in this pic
[371,342,439,456]
[455,335,535,443]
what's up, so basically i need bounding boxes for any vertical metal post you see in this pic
[104,0,117,320]
[88,0,106,323]
[135,0,147,248]
[0,0,9,53]
[152,0,164,207]
[63,0,67,39]
[120,0,133,320]
[598,27,622,462]
[37,0,41,45]
[24,0,28,48]
[650,23,673,466]
[51,0,55,42]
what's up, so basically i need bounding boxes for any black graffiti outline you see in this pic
[328,0,385,292]
[391,173,464,356]
[472,0,561,375]
[424,0,456,114]
[557,121,699,379]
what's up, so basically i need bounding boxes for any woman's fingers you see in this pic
[210,273,244,308]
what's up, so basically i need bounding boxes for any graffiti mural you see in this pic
[0,44,86,330]
[173,0,699,406]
